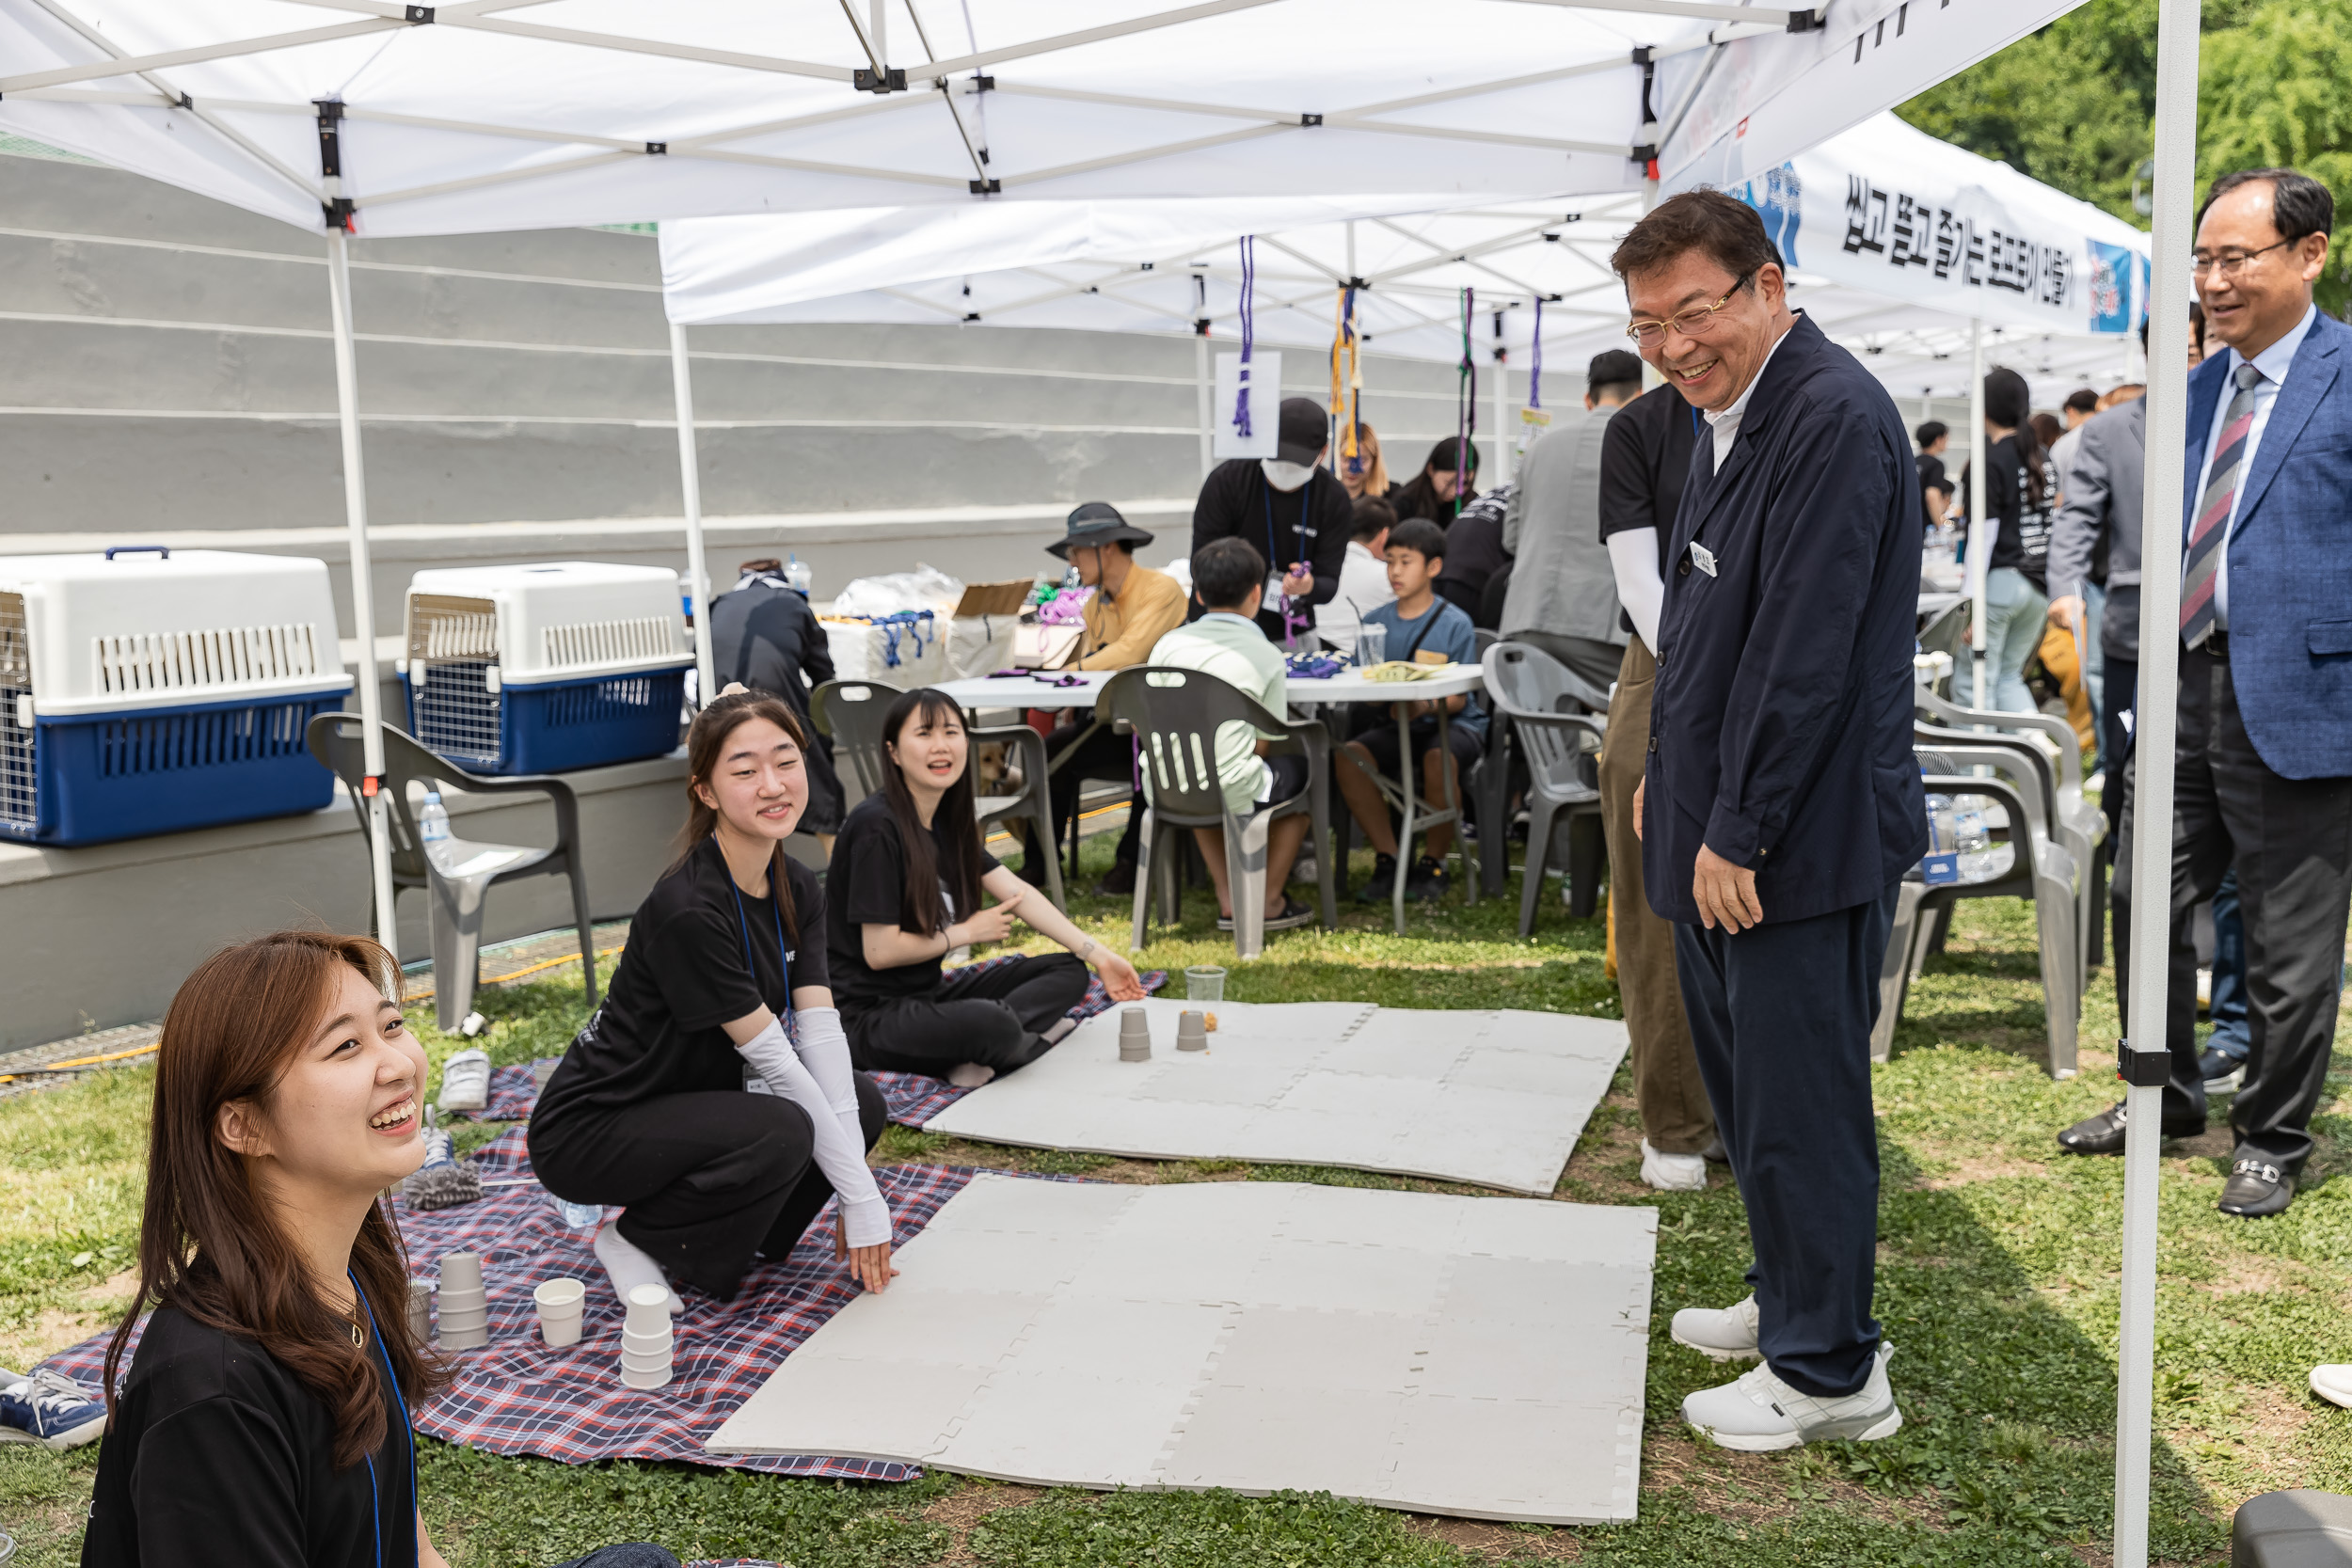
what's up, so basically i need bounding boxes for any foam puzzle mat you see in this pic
[707,1173,1655,1525]
[918,1000,1629,1194]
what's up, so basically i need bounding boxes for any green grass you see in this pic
[4,834,2348,1566]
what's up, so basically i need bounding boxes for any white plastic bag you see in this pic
[827,564,964,621]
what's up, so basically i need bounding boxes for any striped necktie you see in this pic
[2181,362,2264,648]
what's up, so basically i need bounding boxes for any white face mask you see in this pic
[1260,459,1315,493]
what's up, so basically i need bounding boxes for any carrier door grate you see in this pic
[0,593,32,827]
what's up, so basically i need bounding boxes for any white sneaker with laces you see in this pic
[1683,1342,1902,1451]
[2312,1365,2352,1409]
[1670,1294,1761,1362]
[1641,1140,1708,1192]
[437,1049,491,1113]
[0,1368,107,1450]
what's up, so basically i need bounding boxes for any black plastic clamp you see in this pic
[1786,8,1820,29]
[2117,1042,2170,1087]
[1300,113,1324,126]
[854,66,908,93]
[645,141,667,155]
[1630,142,1658,162]
[968,178,1001,195]
[405,4,434,21]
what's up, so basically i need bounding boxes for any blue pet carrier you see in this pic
[0,547,352,847]
[399,563,692,775]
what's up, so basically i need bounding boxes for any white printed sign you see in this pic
[1212,350,1282,460]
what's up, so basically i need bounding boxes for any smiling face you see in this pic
[1625,253,1791,414]
[887,701,968,799]
[2194,180,2328,359]
[693,714,806,844]
[219,962,428,1204]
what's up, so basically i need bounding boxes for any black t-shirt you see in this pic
[1915,452,1950,531]
[1190,460,1353,639]
[1963,436,2056,590]
[825,793,1001,1013]
[1597,384,1701,633]
[533,835,827,1124]
[82,1307,414,1568]
[1434,486,1512,616]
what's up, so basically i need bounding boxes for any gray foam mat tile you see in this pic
[922,1004,1628,1194]
[707,1176,1655,1524]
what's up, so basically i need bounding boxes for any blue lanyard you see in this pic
[351,1270,411,1568]
[1262,469,1314,575]
[725,849,793,1025]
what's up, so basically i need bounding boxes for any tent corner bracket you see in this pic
[2116,1042,2170,1087]
[855,67,909,93]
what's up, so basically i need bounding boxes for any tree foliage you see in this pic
[1899,0,2352,312]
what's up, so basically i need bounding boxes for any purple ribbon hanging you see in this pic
[1530,298,1544,410]
[1231,235,1256,439]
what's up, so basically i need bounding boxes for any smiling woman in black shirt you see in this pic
[828,688,1147,1086]
[82,931,671,1568]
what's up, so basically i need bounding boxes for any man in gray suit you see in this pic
[2046,359,2146,843]
[1499,351,1646,691]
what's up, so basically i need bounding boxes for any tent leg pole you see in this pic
[2113,0,2202,1559]
[1195,333,1213,480]
[1493,339,1511,488]
[325,227,399,951]
[671,322,716,707]
[1968,317,1989,709]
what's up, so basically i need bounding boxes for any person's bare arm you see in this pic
[861,903,1016,970]
[979,865,1147,1001]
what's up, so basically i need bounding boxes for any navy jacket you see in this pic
[707,571,845,832]
[1644,313,1928,925]
[2178,309,2352,780]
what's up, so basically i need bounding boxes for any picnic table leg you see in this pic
[1391,700,1413,936]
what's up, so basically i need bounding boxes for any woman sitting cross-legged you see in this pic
[830,687,1148,1087]
[82,930,675,1568]
[531,689,896,1313]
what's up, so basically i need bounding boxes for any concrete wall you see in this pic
[0,755,689,1052]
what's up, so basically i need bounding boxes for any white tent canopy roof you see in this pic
[660,113,2152,402]
[0,0,2082,239]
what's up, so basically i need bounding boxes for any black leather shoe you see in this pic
[2218,1158,2295,1217]
[2057,1101,2205,1155]
[1092,861,1137,897]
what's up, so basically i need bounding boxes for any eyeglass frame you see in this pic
[1624,270,1757,347]
[2189,236,2298,279]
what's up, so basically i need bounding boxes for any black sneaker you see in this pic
[1406,855,1451,901]
[2198,1046,2246,1093]
[1355,852,1401,903]
[1092,861,1137,897]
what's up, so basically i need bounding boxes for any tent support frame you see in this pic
[670,324,717,709]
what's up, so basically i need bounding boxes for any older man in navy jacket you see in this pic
[1618,192,1925,1451]
[2059,168,2352,1219]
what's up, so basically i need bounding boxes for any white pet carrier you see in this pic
[399,562,691,774]
[0,546,352,845]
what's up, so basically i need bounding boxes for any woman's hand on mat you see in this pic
[1089,944,1147,1002]
[835,1229,900,1292]
[959,899,1022,946]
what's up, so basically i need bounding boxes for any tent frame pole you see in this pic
[1195,332,1214,479]
[2113,0,2202,1558]
[1493,317,1512,487]
[670,321,717,707]
[1967,316,1988,707]
[325,226,398,950]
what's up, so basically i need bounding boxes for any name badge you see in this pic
[1689,543,1718,578]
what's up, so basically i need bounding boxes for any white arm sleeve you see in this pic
[736,1016,891,1249]
[1607,527,1665,652]
[788,1006,865,1152]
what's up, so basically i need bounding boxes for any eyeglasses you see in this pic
[1625,273,1754,347]
[2189,238,2294,278]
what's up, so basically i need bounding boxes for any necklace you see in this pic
[349,1318,365,1348]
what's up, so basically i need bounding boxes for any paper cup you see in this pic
[621,1327,672,1355]
[406,1279,432,1343]
[437,1311,489,1335]
[533,1277,586,1312]
[438,1252,484,1293]
[620,1348,673,1374]
[439,1322,489,1350]
[619,1365,671,1390]
[626,1283,671,1311]
[541,1315,582,1349]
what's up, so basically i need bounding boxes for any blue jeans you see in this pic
[1981,567,2050,716]
[2208,867,2250,1060]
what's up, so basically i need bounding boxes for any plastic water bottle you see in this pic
[1920,793,1959,885]
[1953,801,2001,881]
[785,555,814,596]
[548,1193,602,1229]
[417,790,460,875]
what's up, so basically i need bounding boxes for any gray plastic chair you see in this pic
[810,678,1065,911]
[306,713,594,1035]
[1098,665,1335,959]
[1479,641,1608,936]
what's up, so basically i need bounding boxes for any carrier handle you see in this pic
[103,545,170,561]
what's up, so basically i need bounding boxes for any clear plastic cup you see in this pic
[1355,623,1388,668]
[1184,966,1226,1003]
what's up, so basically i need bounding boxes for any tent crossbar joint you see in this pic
[854,66,909,92]
[969,178,1001,194]
[405,4,434,20]
[2116,1041,2170,1087]
[1785,6,1820,28]
[1300,112,1323,126]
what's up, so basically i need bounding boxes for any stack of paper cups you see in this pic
[437,1252,489,1350]
[1176,1010,1209,1052]
[619,1282,673,1389]
[1118,1006,1152,1063]
[533,1277,585,1348]
[406,1277,433,1344]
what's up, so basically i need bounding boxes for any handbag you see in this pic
[1012,621,1085,670]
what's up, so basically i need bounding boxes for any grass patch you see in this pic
[3,834,2346,1565]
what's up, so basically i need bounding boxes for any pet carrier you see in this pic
[399,563,691,774]
[0,546,352,846]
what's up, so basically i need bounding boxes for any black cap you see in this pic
[1047,501,1155,558]
[1276,397,1328,467]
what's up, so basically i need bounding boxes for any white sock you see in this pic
[947,1062,997,1088]
[593,1220,683,1315]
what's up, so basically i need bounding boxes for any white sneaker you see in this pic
[2312,1366,2352,1409]
[437,1049,490,1113]
[1671,1294,1761,1362]
[1641,1140,1708,1192]
[1684,1342,1902,1452]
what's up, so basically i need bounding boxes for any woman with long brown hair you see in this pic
[83,930,674,1568]
[530,689,894,1315]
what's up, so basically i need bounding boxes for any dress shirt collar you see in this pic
[1701,315,1798,467]
[2221,303,2317,389]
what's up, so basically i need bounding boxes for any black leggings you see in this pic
[528,1074,886,1302]
[846,952,1091,1076]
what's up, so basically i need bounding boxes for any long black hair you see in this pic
[1983,367,2050,507]
[674,689,810,937]
[879,688,986,937]
[1391,436,1481,525]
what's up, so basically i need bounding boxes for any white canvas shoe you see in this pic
[1684,1342,1902,1452]
[1641,1140,1708,1192]
[2312,1366,2352,1409]
[1670,1294,1761,1362]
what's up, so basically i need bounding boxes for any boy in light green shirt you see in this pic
[1143,537,1313,930]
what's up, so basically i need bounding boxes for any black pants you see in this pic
[528,1075,885,1302]
[1674,885,1897,1399]
[1028,719,1143,868]
[846,952,1091,1076]
[2110,642,2352,1172]
[2101,655,2137,846]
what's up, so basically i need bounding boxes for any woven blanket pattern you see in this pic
[40,1132,983,1481]
[453,958,1162,1128]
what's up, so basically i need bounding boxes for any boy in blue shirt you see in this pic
[1338,517,1487,902]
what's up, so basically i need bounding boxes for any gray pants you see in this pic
[1504,630,1625,694]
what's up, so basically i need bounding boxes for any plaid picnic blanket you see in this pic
[39,1132,988,1481]
[453,958,1164,1128]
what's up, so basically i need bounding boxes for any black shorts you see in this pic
[1350,713,1485,776]
[1250,751,1311,814]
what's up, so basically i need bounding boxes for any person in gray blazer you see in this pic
[1499,350,1646,691]
[2045,375,2145,841]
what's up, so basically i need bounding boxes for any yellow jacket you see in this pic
[1077,563,1188,671]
